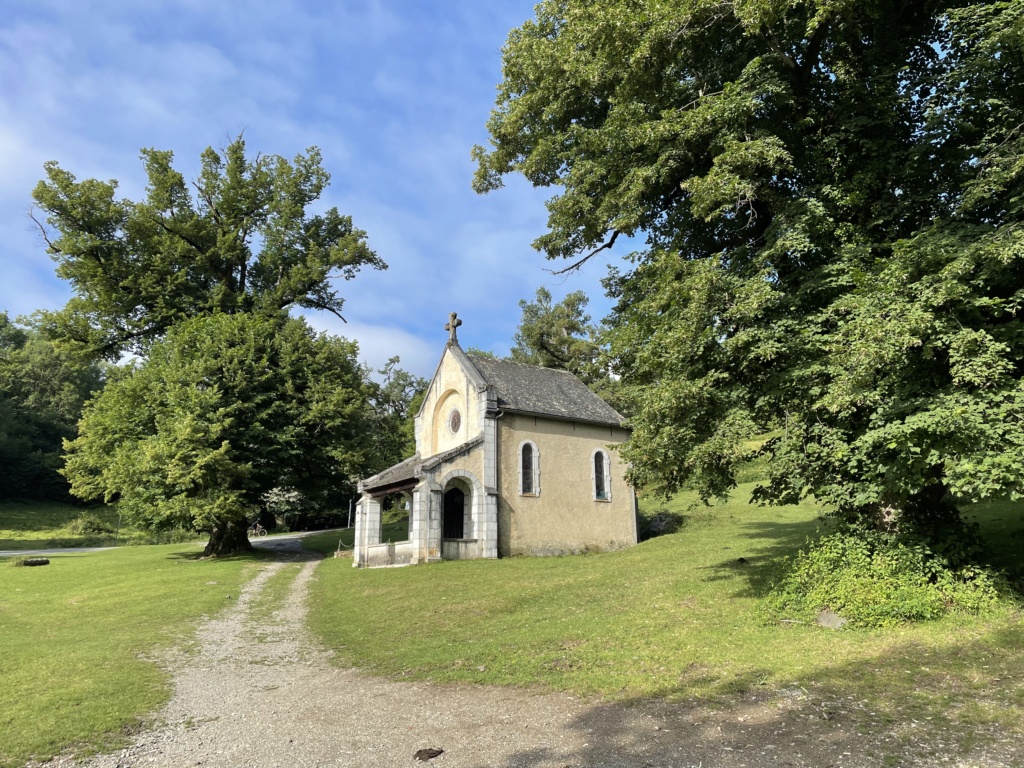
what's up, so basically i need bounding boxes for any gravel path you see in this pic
[49,547,1016,768]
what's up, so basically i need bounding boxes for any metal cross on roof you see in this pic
[444,312,462,345]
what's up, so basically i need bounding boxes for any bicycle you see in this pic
[249,522,268,538]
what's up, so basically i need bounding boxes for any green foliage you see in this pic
[636,506,686,540]
[369,356,427,462]
[476,1,1024,533]
[764,528,1006,628]
[510,287,625,412]
[32,137,384,359]
[62,313,380,554]
[66,511,113,535]
[0,313,104,500]
[510,288,599,378]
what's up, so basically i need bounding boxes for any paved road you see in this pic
[0,528,346,559]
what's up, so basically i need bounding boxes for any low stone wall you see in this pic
[364,540,416,567]
[441,538,479,560]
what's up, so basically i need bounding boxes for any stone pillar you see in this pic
[481,403,500,560]
[354,494,382,568]
[365,496,382,547]
[410,485,428,563]
[427,488,443,561]
[353,495,366,567]
[480,492,499,559]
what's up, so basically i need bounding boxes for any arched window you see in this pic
[519,441,540,496]
[593,449,610,501]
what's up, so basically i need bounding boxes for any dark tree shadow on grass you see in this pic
[165,538,323,564]
[697,518,828,598]
[483,623,1024,768]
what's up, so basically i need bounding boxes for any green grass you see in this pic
[307,483,1024,746]
[0,544,258,766]
[0,500,198,550]
[301,521,407,556]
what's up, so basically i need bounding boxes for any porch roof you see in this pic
[359,436,485,495]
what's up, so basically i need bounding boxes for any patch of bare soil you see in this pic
[43,546,1019,768]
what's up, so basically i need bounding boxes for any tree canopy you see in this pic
[33,137,383,359]
[63,313,381,555]
[0,313,104,500]
[510,287,624,411]
[476,1,1024,529]
[510,287,599,378]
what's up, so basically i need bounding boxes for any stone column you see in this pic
[365,496,382,547]
[480,403,500,560]
[410,484,428,563]
[427,488,443,561]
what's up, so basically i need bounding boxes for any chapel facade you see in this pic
[352,314,637,568]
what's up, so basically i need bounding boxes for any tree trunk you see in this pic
[204,520,254,557]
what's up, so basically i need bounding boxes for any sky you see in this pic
[0,0,635,378]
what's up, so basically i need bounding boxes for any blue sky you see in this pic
[0,0,631,378]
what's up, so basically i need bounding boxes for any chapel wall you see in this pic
[427,446,485,543]
[415,349,482,458]
[496,414,636,557]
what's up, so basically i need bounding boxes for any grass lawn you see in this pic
[301,521,406,557]
[0,544,260,766]
[0,500,174,550]
[307,484,1024,747]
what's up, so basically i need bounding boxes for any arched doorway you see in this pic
[442,487,465,539]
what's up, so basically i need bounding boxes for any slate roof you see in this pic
[360,453,420,490]
[466,354,626,428]
[359,436,486,493]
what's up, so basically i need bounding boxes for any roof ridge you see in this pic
[466,354,578,376]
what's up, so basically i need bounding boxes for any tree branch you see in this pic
[151,215,207,254]
[547,230,621,276]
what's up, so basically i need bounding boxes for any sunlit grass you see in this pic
[0,545,257,766]
[0,500,199,551]
[307,483,1024,747]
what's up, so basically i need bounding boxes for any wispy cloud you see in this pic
[0,0,625,377]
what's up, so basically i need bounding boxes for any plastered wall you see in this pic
[415,349,482,457]
[496,414,636,557]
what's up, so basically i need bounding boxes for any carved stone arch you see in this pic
[438,468,483,540]
[431,388,462,453]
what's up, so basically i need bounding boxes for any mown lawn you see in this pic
[0,544,259,767]
[307,484,1024,745]
[0,500,179,550]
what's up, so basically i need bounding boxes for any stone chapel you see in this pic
[352,313,638,568]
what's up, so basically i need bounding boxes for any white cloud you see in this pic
[0,0,633,360]
[301,312,438,379]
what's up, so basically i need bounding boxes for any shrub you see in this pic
[764,527,1004,628]
[637,507,686,540]
[66,512,113,535]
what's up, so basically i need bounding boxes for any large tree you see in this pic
[33,137,383,358]
[475,2,1024,531]
[510,287,624,411]
[63,313,380,555]
[510,287,599,376]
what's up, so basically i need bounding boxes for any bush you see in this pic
[66,512,113,535]
[764,527,1004,628]
[637,507,686,540]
